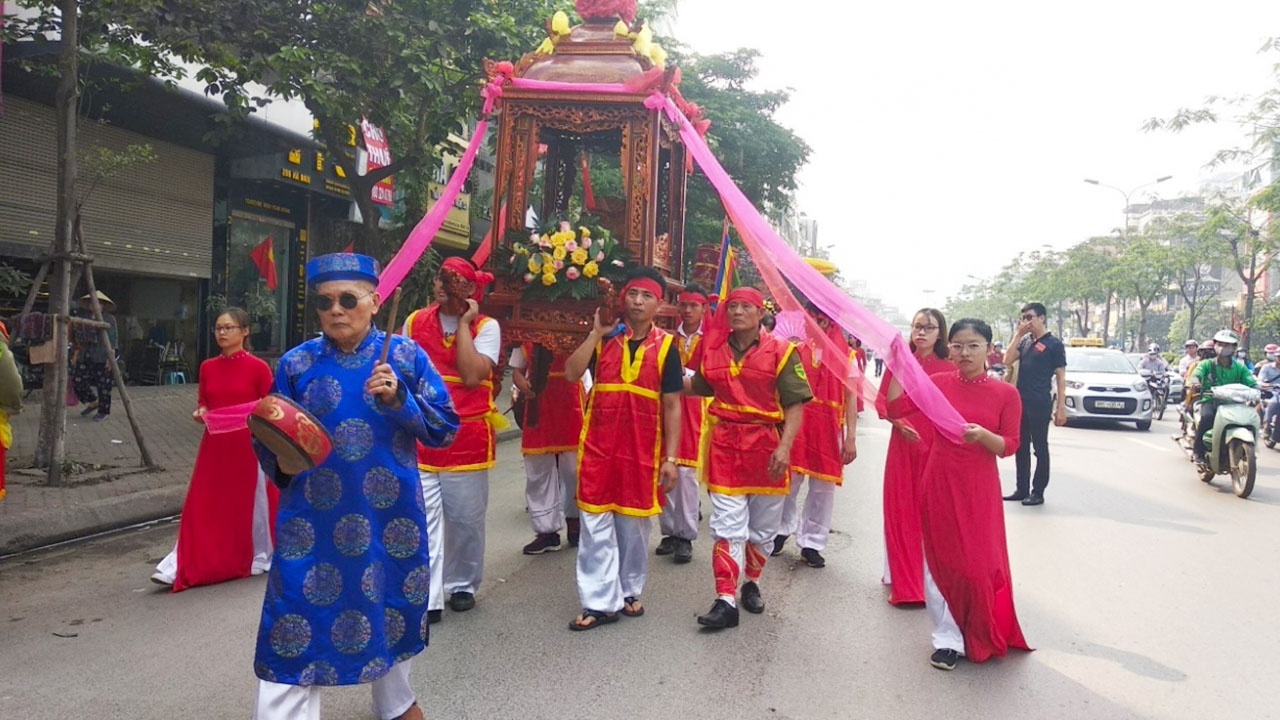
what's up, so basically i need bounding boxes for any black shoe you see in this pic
[1021,494,1044,506]
[672,538,693,564]
[522,533,562,555]
[427,609,442,625]
[80,403,98,417]
[770,534,788,557]
[655,536,677,556]
[448,592,475,612]
[930,648,959,671]
[800,547,826,568]
[696,599,739,629]
[567,517,580,548]
[1003,492,1028,502]
[740,581,765,614]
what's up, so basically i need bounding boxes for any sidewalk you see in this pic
[1,375,521,556]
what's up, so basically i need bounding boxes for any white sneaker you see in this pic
[150,572,174,586]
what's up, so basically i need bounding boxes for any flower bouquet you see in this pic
[505,218,630,301]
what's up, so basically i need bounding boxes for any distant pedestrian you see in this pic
[0,320,23,504]
[151,308,277,591]
[70,291,118,421]
[873,349,884,377]
[1003,302,1066,506]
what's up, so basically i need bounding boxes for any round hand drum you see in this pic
[248,394,334,474]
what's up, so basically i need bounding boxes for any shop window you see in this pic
[228,216,291,353]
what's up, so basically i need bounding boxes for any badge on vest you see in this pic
[1034,342,1046,353]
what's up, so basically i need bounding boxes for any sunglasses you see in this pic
[313,291,373,311]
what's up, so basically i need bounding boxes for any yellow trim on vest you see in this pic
[594,383,661,401]
[521,444,579,456]
[706,481,791,496]
[709,401,784,422]
[790,466,844,484]
[575,499,662,517]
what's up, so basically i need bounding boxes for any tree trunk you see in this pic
[35,0,79,485]
[1102,291,1113,345]
[1243,251,1258,352]
[1136,298,1150,350]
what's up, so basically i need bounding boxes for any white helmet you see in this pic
[1213,329,1240,346]
[1147,343,1161,354]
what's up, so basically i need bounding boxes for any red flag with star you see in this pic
[249,237,278,290]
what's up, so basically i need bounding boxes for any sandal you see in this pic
[622,596,644,617]
[569,608,619,631]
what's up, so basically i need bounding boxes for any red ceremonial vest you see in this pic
[519,344,584,455]
[700,331,793,495]
[407,306,498,472]
[676,329,709,465]
[789,344,848,484]
[577,326,674,517]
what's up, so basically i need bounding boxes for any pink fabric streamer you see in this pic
[650,94,968,443]
[374,72,965,440]
[201,401,260,435]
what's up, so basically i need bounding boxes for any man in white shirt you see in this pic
[1177,340,1199,378]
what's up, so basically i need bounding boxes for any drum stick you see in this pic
[379,287,403,367]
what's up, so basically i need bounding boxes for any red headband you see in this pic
[678,291,708,305]
[724,287,765,309]
[622,277,663,301]
[441,257,494,300]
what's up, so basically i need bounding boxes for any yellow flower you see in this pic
[571,248,589,265]
[542,272,557,286]
[541,252,554,266]
[536,38,555,55]
[579,226,591,239]
[553,246,567,261]
[527,256,542,273]
[551,10,571,35]
[613,20,629,36]
[583,261,599,278]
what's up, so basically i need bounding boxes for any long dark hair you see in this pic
[217,306,253,351]
[949,317,994,343]
[914,307,949,360]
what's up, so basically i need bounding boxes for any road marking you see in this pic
[1129,438,1174,453]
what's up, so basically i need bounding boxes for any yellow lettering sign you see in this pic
[315,152,325,172]
[287,149,302,165]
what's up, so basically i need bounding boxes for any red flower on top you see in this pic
[575,0,636,24]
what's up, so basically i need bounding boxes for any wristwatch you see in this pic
[663,456,678,465]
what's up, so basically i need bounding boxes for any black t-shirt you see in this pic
[1015,332,1067,408]
[589,331,685,394]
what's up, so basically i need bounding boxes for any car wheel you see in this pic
[1136,420,1152,431]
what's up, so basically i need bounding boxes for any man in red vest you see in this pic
[563,267,683,631]
[510,343,586,554]
[404,257,501,622]
[656,283,710,565]
[689,287,811,629]
[778,304,859,568]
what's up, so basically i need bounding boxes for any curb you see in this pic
[1,429,525,557]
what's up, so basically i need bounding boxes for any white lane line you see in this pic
[1129,438,1174,453]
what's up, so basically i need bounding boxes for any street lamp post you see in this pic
[1083,175,1172,350]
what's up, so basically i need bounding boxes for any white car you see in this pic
[1064,348,1154,430]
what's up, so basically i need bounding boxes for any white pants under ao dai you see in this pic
[523,452,579,535]
[419,469,489,610]
[924,557,966,655]
[780,474,836,552]
[658,465,701,541]
[252,659,415,720]
[708,492,785,605]
[153,467,274,583]
[576,510,651,613]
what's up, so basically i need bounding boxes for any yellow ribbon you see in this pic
[0,409,11,450]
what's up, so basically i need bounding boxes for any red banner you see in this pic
[249,237,278,290]
[361,118,394,207]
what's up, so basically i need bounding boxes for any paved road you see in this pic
[2,412,1278,719]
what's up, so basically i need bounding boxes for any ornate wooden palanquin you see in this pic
[481,17,689,354]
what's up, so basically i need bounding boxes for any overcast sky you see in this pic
[672,0,1276,319]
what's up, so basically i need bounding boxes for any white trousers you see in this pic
[576,510,651,613]
[658,465,700,541]
[923,558,966,654]
[252,659,415,720]
[779,474,837,552]
[153,468,274,583]
[419,469,489,609]
[708,492,785,603]
[523,452,579,535]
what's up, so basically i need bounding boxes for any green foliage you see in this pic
[79,142,156,208]
[243,284,278,321]
[0,262,33,299]
[502,218,629,301]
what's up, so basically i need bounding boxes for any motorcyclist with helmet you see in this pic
[1255,344,1280,442]
[1187,330,1258,463]
[1137,344,1169,374]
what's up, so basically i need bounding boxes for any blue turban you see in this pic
[306,253,381,290]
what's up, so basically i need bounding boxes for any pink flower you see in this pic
[582,237,592,248]
[611,259,624,267]
[566,266,581,280]
[554,260,565,270]
[559,221,572,233]
[538,237,551,248]
[529,232,540,243]
[565,239,578,252]
[523,273,535,283]
[595,251,605,262]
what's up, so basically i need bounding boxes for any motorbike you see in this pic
[1262,387,1279,450]
[1141,370,1169,421]
[1176,383,1261,498]
[987,363,1006,381]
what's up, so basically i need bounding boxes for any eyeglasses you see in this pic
[213,325,246,334]
[1020,314,1036,321]
[912,324,939,334]
[314,291,373,311]
[948,342,988,354]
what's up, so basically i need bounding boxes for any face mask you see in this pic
[1219,347,1235,359]
[1268,354,1277,362]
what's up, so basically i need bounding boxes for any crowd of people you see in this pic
[153,252,1042,719]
